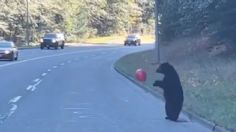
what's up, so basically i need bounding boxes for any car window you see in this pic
[44,34,57,38]
[0,42,13,48]
[128,35,136,39]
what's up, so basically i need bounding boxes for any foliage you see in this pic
[158,0,236,46]
[0,0,155,44]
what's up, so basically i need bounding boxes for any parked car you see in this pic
[40,33,65,49]
[0,41,18,61]
[124,34,141,46]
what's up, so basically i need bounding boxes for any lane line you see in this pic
[53,66,58,69]
[48,69,51,72]
[31,80,42,92]
[31,86,37,91]
[9,96,22,104]
[33,78,40,82]
[34,79,42,87]
[8,104,18,117]
[10,104,17,112]
[60,63,65,66]
[64,108,89,110]
[41,73,47,77]
[26,85,33,91]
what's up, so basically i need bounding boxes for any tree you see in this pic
[158,0,236,47]
[0,0,155,42]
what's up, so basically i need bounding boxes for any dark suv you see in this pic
[40,33,65,49]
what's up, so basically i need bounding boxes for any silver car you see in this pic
[0,41,18,61]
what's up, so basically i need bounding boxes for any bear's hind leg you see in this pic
[165,102,174,120]
[165,102,179,121]
[170,103,183,121]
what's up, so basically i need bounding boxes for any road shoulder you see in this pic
[114,58,231,132]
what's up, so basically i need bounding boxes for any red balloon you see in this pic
[135,69,147,82]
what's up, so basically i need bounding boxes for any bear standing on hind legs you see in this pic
[153,62,184,122]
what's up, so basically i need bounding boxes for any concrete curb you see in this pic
[114,66,233,132]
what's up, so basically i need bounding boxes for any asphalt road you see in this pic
[0,44,211,132]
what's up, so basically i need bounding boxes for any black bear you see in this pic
[153,62,184,121]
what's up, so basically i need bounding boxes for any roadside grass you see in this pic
[114,37,236,130]
[81,35,155,44]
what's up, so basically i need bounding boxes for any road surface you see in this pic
[0,44,211,132]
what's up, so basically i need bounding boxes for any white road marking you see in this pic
[48,69,51,72]
[31,86,37,92]
[26,85,33,91]
[8,104,18,117]
[41,73,47,77]
[64,108,89,110]
[33,78,40,82]
[0,47,121,68]
[60,63,65,66]
[9,96,22,104]
[53,66,58,69]
[34,79,42,87]
[78,115,94,119]
[31,80,42,92]
[10,104,17,111]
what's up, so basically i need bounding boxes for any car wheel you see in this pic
[61,44,64,49]
[15,54,18,61]
[40,45,44,49]
[10,53,15,61]
[55,43,59,49]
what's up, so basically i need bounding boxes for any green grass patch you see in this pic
[114,38,236,130]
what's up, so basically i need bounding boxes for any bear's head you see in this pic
[156,62,174,74]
